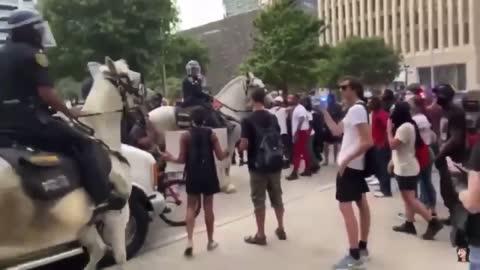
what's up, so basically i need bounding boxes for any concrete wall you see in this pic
[181,11,258,93]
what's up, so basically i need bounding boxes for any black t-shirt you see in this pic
[440,105,467,162]
[0,42,53,105]
[241,110,280,171]
[468,142,480,171]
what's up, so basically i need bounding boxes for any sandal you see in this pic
[244,235,267,246]
[275,228,287,240]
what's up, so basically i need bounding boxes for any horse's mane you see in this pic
[216,76,247,99]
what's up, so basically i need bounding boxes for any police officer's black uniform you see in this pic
[0,10,123,209]
[182,75,226,128]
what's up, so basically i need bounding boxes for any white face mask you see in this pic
[33,21,57,48]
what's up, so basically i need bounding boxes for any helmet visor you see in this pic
[33,21,56,48]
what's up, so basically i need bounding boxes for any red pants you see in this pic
[292,130,311,172]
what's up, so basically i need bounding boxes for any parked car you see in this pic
[3,144,165,270]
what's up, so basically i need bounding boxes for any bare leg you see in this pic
[355,194,370,242]
[403,191,432,222]
[339,202,359,249]
[203,195,215,243]
[254,207,266,238]
[274,206,285,230]
[186,195,200,249]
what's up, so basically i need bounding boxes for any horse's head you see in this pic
[84,57,146,114]
[99,57,146,108]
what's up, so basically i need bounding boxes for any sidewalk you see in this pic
[110,183,468,270]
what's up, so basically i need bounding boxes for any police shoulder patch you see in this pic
[35,52,49,67]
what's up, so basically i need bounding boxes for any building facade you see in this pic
[318,0,480,90]
[223,0,260,17]
[0,0,38,45]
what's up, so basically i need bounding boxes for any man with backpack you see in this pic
[239,88,286,246]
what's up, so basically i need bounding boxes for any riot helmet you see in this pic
[186,60,201,77]
[7,9,56,49]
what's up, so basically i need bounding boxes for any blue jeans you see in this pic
[419,147,436,209]
[470,246,480,270]
[374,146,391,196]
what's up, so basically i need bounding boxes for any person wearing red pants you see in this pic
[286,94,311,180]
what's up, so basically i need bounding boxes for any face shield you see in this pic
[33,21,57,48]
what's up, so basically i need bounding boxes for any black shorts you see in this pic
[336,167,369,202]
[395,175,418,191]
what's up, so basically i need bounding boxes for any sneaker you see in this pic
[286,173,299,181]
[366,177,380,185]
[392,222,417,235]
[374,191,392,198]
[440,217,452,226]
[332,254,365,270]
[311,165,321,174]
[359,249,370,262]
[422,219,444,240]
[300,170,312,177]
[207,241,219,251]
[397,212,407,221]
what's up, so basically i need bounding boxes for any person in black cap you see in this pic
[0,10,125,210]
[433,83,467,224]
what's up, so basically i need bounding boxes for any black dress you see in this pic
[185,127,220,195]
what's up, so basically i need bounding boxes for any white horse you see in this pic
[148,73,265,193]
[0,58,141,270]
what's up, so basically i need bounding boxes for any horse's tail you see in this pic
[50,189,93,229]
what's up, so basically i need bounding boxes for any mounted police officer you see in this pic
[182,60,226,128]
[0,10,124,210]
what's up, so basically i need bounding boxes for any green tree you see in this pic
[55,77,81,101]
[42,0,178,81]
[319,37,402,88]
[242,0,328,92]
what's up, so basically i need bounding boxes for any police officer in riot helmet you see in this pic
[182,60,225,128]
[0,10,125,210]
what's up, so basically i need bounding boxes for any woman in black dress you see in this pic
[161,107,229,257]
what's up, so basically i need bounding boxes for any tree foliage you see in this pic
[55,77,81,101]
[42,0,178,81]
[242,0,328,92]
[318,37,402,88]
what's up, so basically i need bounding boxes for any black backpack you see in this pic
[253,115,284,172]
[356,101,376,177]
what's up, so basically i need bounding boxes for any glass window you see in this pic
[433,28,439,48]
[464,22,470,44]
[453,23,459,46]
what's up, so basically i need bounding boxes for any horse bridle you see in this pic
[216,79,256,113]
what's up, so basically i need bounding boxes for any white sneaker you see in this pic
[374,191,387,198]
[367,177,380,186]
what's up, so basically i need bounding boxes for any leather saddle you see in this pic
[175,107,194,129]
[0,145,81,202]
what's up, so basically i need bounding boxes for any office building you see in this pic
[223,0,260,17]
[318,0,480,90]
[0,0,38,45]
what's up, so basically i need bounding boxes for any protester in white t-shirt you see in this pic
[270,96,290,167]
[388,102,443,240]
[322,77,372,269]
[286,94,311,180]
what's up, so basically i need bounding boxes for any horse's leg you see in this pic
[103,205,130,266]
[79,225,107,270]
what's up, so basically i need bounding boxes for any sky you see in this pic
[177,0,225,30]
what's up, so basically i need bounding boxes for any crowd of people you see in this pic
[155,73,480,269]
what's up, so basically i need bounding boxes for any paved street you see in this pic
[107,164,468,270]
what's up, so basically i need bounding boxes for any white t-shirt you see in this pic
[269,106,288,135]
[413,114,433,145]
[337,104,368,170]
[291,104,309,136]
[392,122,420,176]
